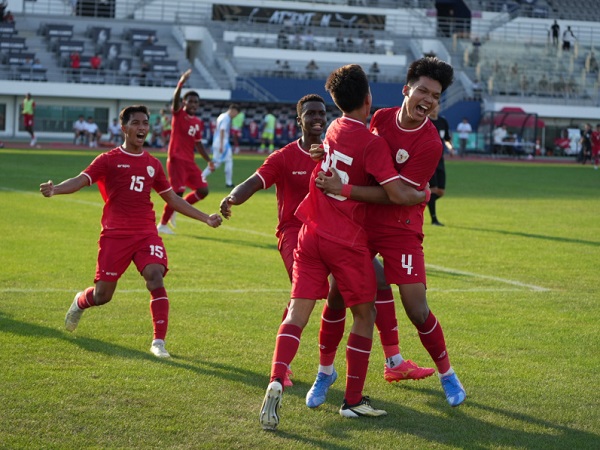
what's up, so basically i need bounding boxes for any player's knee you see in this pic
[143,265,165,290]
[407,305,429,326]
[196,186,209,198]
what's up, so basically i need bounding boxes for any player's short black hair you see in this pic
[229,103,240,111]
[296,94,326,118]
[325,64,369,114]
[183,90,200,101]
[119,105,149,125]
[406,57,454,93]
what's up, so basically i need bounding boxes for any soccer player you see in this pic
[202,103,240,188]
[312,57,466,408]
[22,92,36,147]
[231,108,245,154]
[259,65,428,430]
[220,94,327,387]
[259,109,276,153]
[427,104,453,226]
[592,123,600,169]
[39,105,222,358]
[157,69,215,235]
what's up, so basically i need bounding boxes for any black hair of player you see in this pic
[325,64,369,114]
[406,57,454,93]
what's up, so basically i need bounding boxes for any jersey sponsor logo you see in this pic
[147,166,155,177]
[395,149,409,164]
[106,271,118,276]
[292,171,307,175]
[117,164,130,168]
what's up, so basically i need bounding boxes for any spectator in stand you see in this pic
[73,115,87,145]
[335,31,345,52]
[108,118,123,145]
[70,51,81,82]
[550,20,560,47]
[84,116,102,148]
[562,26,576,52]
[306,59,319,79]
[369,62,380,83]
[587,51,599,74]
[456,117,472,157]
[90,53,102,70]
[302,29,315,50]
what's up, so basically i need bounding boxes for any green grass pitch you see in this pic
[1,148,599,449]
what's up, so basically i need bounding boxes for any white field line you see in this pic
[2,186,550,293]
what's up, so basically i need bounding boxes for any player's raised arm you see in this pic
[172,69,192,112]
[40,174,89,197]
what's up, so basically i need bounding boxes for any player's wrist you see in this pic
[341,184,353,198]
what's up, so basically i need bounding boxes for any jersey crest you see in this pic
[147,166,155,177]
[395,149,409,164]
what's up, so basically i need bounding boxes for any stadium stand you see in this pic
[0,0,598,157]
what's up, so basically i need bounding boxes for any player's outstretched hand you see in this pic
[219,195,235,219]
[40,180,54,197]
[315,168,343,195]
[179,69,192,86]
[206,213,223,228]
[309,143,324,161]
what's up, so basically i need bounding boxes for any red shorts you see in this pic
[95,233,168,283]
[278,226,300,282]
[592,147,600,157]
[167,158,208,193]
[23,114,34,128]
[369,232,426,286]
[291,225,376,307]
[231,128,242,138]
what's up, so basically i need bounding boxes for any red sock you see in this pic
[160,203,175,226]
[345,333,372,405]
[183,190,206,205]
[76,287,95,310]
[270,324,302,386]
[319,304,346,366]
[416,311,450,374]
[374,288,400,359]
[150,287,169,341]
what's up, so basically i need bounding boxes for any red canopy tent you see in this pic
[493,107,545,129]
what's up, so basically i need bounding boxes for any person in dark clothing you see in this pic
[427,105,453,226]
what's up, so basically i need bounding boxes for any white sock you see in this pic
[439,367,455,378]
[318,364,334,375]
[385,354,404,368]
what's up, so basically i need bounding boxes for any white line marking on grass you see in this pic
[2,187,550,292]
[427,264,550,292]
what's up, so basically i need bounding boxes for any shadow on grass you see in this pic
[177,233,278,252]
[366,383,600,448]
[4,311,598,448]
[453,225,600,247]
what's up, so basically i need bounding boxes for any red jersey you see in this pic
[82,147,172,237]
[256,140,317,238]
[591,130,600,152]
[295,117,400,247]
[167,107,204,163]
[368,106,442,238]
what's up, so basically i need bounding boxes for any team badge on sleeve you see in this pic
[395,149,409,164]
[147,166,155,177]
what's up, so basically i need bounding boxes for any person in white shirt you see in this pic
[456,117,472,157]
[492,125,507,157]
[108,118,123,144]
[202,104,240,188]
[83,116,102,148]
[73,115,87,145]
